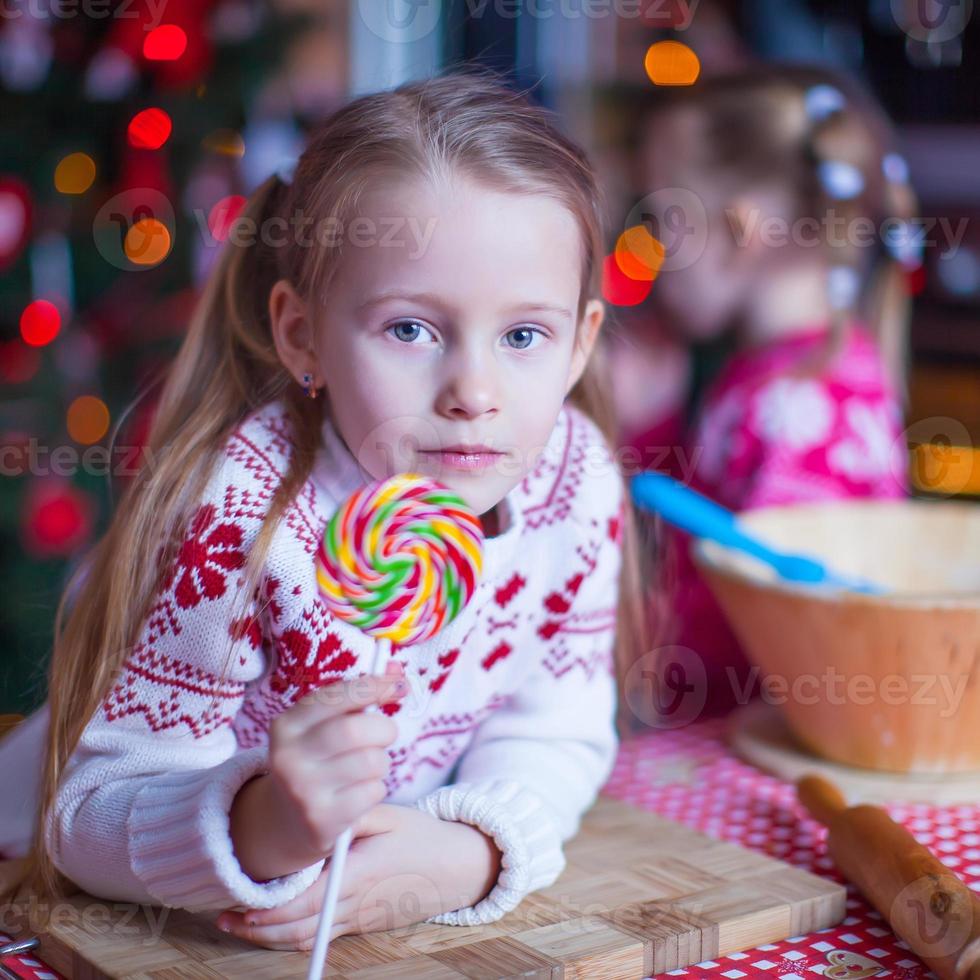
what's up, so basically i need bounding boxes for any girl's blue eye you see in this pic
[505,327,542,350]
[388,320,435,344]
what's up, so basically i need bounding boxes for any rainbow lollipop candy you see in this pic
[307,474,484,980]
[315,474,483,644]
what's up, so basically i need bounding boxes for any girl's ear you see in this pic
[566,298,605,395]
[269,279,318,385]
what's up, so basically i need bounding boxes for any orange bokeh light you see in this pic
[54,152,96,194]
[67,395,110,445]
[644,41,701,86]
[202,129,246,158]
[124,218,172,266]
[615,225,666,282]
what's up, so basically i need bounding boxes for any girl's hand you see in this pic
[229,665,408,882]
[217,802,503,951]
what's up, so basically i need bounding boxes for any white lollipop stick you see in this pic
[307,637,390,980]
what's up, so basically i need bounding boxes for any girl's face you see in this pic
[272,175,603,521]
[639,107,752,341]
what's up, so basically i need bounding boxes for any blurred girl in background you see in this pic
[618,65,920,716]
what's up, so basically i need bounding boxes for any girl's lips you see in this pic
[418,450,504,472]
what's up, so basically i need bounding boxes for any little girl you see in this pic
[5,71,647,951]
[620,66,916,716]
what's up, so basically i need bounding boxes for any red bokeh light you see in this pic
[143,25,188,61]
[128,108,173,149]
[601,254,653,306]
[20,299,61,346]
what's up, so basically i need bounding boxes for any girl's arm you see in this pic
[46,478,327,913]
[409,449,624,926]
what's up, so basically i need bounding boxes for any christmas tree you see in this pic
[0,0,328,716]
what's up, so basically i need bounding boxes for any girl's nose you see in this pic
[435,361,500,421]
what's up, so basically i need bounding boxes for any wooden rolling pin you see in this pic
[797,775,980,980]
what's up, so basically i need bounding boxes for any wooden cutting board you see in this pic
[0,796,845,979]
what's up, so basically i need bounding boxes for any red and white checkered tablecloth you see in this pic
[602,718,980,980]
[2,718,977,979]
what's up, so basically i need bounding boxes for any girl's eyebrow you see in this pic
[504,302,574,322]
[356,290,573,323]
[355,289,447,314]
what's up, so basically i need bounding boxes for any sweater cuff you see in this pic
[128,747,325,913]
[412,779,566,926]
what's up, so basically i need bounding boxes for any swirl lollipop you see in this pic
[307,474,484,979]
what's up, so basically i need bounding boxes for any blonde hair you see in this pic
[15,68,652,911]
[649,65,918,395]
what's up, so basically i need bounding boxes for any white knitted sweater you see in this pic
[42,398,624,926]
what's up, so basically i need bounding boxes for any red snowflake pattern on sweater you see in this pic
[95,399,621,795]
[162,501,247,610]
[51,397,624,922]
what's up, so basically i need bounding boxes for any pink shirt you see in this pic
[627,324,907,716]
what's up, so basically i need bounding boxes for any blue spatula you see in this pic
[631,472,883,594]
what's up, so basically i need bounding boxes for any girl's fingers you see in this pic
[227,877,353,928]
[218,875,357,929]
[218,907,351,951]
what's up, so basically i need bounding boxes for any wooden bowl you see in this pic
[694,500,980,774]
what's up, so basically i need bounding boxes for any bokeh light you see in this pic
[143,25,188,61]
[54,152,96,194]
[20,299,61,346]
[615,225,666,282]
[23,482,93,557]
[128,108,173,149]
[67,395,110,445]
[644,41,701,86]
[0,340,40,383]
[202,128,246,157]
[124,218,172,266]
[602,254,653,306]
[208,195,246,241]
